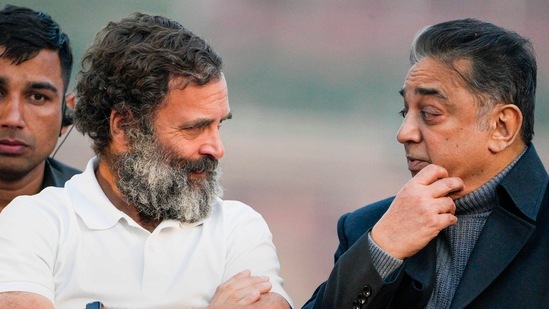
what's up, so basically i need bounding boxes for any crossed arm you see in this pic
[208,269,291,308]
[0,269,290,309]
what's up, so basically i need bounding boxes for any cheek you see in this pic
[181,141,203,158]
[31,111,62,139]
[431,134,480,177]
[423,131,461,164]
[160,137,195,159]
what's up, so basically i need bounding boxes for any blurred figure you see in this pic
[0,4,79,210]
[303,18,547,308]
[0,12,291,309]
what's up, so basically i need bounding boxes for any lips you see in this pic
[0,138,29,155]
[406,155,430,174]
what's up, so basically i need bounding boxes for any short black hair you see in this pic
[0,4,73,90]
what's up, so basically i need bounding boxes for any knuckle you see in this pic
[224,282,236,291]
[215,285,226,294]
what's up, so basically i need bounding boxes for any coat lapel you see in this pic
[450,145,546,309]
[449,207,534,309]
[405,239,437,288]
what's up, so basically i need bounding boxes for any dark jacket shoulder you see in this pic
[42,157,81,189]
[337,197,395,248]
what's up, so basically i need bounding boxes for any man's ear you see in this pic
[109,109,131,152]
[60,93,76,135]
[488,104,523,153]
[65,92,76,110]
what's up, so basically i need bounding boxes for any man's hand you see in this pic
[371,164,464,259]
[208,270,272,306]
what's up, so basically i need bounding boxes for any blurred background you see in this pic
[5,0,549,306]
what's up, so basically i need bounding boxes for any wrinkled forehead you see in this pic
[404,58,473,92]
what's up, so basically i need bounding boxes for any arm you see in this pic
[371,164,463,259]
[0,292,54,309]
[302,220,391,309]
[253,292,291,308]
[220,202,293,307]
[303,164,464,308]
[0,197,58,305]
[208,270,290,308]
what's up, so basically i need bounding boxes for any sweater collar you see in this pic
[454,148,526,215]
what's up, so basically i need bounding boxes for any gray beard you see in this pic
[109,134,223,224]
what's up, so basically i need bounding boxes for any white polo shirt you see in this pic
[0,157,292,308]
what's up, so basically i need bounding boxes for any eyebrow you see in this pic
[399,86,447,100]
[0,78,59,94]
[28,81,59,94]
[179,112,233,130]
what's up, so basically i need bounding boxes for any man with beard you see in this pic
[302,19,548,308]
[0,12,292,309]
[0,5,80,210]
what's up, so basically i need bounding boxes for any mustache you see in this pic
[180,155,219,174]
[0,131,27,141]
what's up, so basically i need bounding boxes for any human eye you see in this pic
[398,107,408,118]
[420,108,442,123]
[184,125,206,133]
[179,120,210,137]
[420,111,433,120]
[28,92,50,105]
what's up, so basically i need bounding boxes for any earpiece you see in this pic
[54,97,76,157]
[62,107,74,126]
[61,98,74,126]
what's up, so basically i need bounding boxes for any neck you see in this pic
[95,159,160,232]
[0,161,46,211]
[453,142,527,199]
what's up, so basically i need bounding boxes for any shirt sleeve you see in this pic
[0,195,58,302]
[222,201,293,308]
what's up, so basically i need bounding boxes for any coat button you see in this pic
[353,285,372,308]
[363,285,372,297]
[352,299,361,309]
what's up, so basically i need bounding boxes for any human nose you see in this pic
[198,128,225,159]
[0,96,25,129]
[396,112,421,144]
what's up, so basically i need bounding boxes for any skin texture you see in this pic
[0,48,75,209]
[0,292,53,309]
[208,270,273,306]
[153,76,230,165]
[371,58,525,259]
[397,59,502,195]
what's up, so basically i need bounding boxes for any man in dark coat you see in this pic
[303,18,548,308]
[0,5,80,211]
